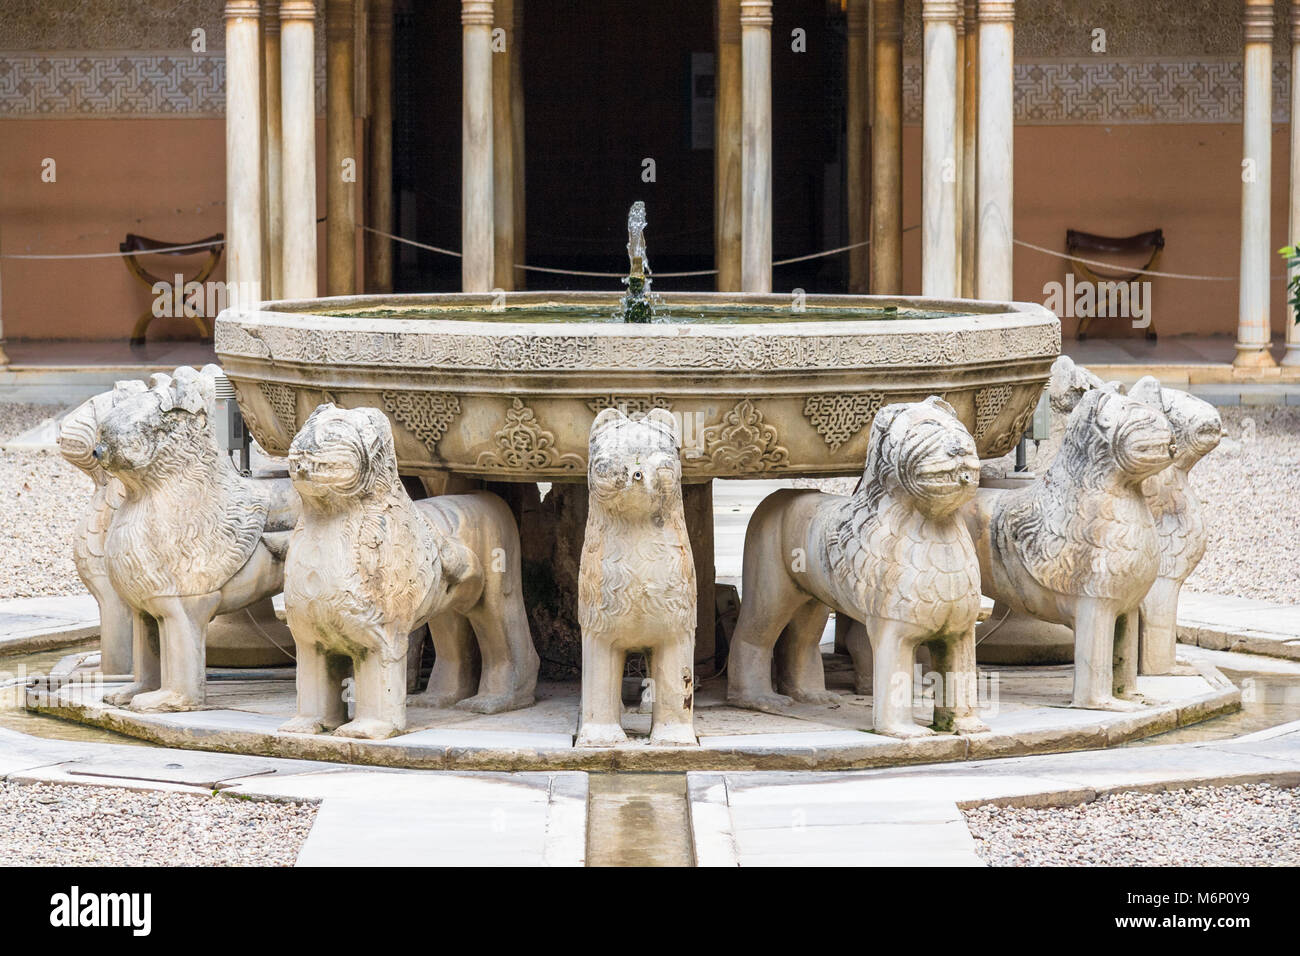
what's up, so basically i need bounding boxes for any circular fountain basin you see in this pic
[214,291,1060,480]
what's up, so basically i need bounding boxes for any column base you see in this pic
[1282,342,1300,367]
[1232,343,1278,368]
[0,342,9,367]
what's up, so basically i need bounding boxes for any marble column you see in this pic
[462,0,495,293]
[261,0,283,301]
[740,0,772,294]
[492,0,516,292]
[922,0,960,297]
[280,0,317,299]
[326,0,356,295]
[0,221,8,367]
[976,0,1013,302]
[1285,0,1300,365]
[366,0,394,293]
[715,0,743,292]
[954,10,965,293]
[870,0,903,293]
[511,0,527,289]
[1237,0,1276,367]
[226,0,264,305]
[960,0,978,297]
[845,0,869,292]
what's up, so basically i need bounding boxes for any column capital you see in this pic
[326,0,352,38]
[740,0,772,29]
[977,1,1015,23]
[846,0,868,36]
[462,0,494,27]
[280,0,315,22]
[874,0,903,40]
[369,0,393,35]
[225,0,261,20]
[719,0,742,45]
[1243,0,1273,43]
[922,1,961,22]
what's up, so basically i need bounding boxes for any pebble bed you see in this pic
[0,403,90,600]
[1184,406,1300,605]
[0,780,317,866]
[964,783,1300,866]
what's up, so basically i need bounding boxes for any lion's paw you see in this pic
[786,689,842,706]
[454,691,530,715]
[575,723,628,748]
[951,715,991,735]
[876,721,937,739]
[104,682,157,707]
[649,723,697,747]
[727,691,794,713]
[128,689,200,713]
[334,718,400,740]
[279,715,330,736]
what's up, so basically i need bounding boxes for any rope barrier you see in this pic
[363,224,909,279]
[0,239,224,260]
[8,225,1264,285]
[1012,237,1288,282]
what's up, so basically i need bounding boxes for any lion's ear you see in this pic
[148,373,175,411]
[1128,376,1163,407]
[303,402,337,429]
[922,395,959,420]
[591,407,625,435]
[645,407,680,449]
[358,407,395,460]
[170,366,214,415]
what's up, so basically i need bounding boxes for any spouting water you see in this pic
[620,201,654,323]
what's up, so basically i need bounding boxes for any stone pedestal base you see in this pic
[974,602,1075,665]
[206,596,296,667]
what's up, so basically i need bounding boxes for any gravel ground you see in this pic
[0,403,89,600]
[964,783,1300,866]
[0,780,317,866]
[1184,406,1300,604]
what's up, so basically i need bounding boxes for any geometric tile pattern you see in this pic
[903,57,1293,126]
[0,52,325,117]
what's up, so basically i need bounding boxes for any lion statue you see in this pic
[280,404,538,740]
[93,365,301,712]
[962,388,1176,710]
[1128,375,1223,675]
[58,384,144,676]
[577,407,696,748]
[727,396,987,739]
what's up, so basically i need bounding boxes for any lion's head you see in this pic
[587,407,682,520]
[1128,376,1222,470]
[861,396,979,519]
[288,404,397,504]
[1060,387,1175,485]
[93,365,220,483]
[60,380,147,481]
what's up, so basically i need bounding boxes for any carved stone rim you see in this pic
[215,291,1061,373]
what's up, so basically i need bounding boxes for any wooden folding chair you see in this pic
[1066,228,1164,340]
[120,232,224,347]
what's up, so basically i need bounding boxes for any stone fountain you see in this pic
[214,204,1061,672]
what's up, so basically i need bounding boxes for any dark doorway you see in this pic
[391,0,846,294]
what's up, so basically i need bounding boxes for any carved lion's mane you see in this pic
[827,397,980,626]
[101,367,269,602]
[578,408,694,637]
[996,389,1167,599]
